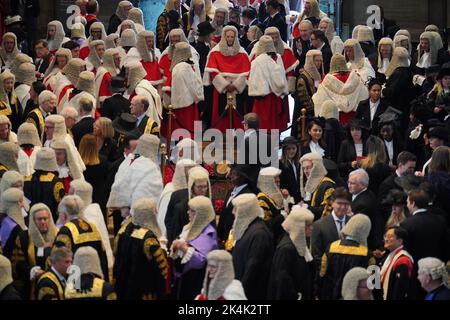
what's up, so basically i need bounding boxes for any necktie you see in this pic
[337,219,344,232]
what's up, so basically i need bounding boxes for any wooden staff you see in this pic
[167,105,174,157]
[298,108,307,140]
[226,95,234,130]
[161,143,166,182]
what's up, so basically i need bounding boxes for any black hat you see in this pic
[229,164,252,181]
[197,21,215,37]
[226,21,241,31]
[428,126,449,142]
[436,67,450,80]
[112,113,138,136]
[110,76,126,94]
[394,174,424,193]
[346,117,369,130]
[281,136,299,147]
[378,106,403,126]
[425,64,441,76]
[382,189,407,206]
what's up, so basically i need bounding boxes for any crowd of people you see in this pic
[0,0,449,301]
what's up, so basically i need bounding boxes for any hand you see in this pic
[434,106,443,113]
[415,171,424,177]
[351,160,358,168]
[346,208,354,217]
[290,15,296,23]
[281,189,290,199]
[373,249,386,259]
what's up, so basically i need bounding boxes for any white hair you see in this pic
[60,106,79,120]
[58,195,84,218]
[349,168,369,187]
[38,90,57,106]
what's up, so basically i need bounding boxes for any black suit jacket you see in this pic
[279,160,301,203]
[36,53,53,75]
[217,185,254,244]
[312,214,351,266]
[71,116,95,148]
[190,41,210,76]
[11,0,40,18]
[351,189,382,250]
[243,130,275,185]
[264,12,287,42]
[337,139,368,179]
[400,210,449,263]
[355,98,389,134]
[373,18,398,43]
[102,94,131,121]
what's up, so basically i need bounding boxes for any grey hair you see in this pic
[50,246,72,263]
[38,90,57,106]
[60,106,79,120]
[349,168,369,187]
[299,20,313,29]
[58,195,84,218]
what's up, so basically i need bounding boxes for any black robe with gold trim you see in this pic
[113,222,168,300]
[0,92,22,132]
[305,177,336,220]
[0,164,8,179]
[25,108,45,141]
[11,230,52,299]
[64,274,116,300]
[257,192,284,245]
[24,170,65,222]
[54,219,109,282]
[319,238,374,300]
[36,269,65,300]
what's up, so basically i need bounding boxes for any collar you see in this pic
[331,210,345,222]
[412,208,427,216]
[270,12,278,18]
[369,99,380,108]
[79,114,93,120]
[249,18,257,26]
[384,139,393,146]
[395,169,402,177]
[352,188,367,200]
[318,42,325,50]
[136,113,146,123]
[232,184,248,195]
[39,106,48,118]
[51,266,66,282]
[445,114,450,121]
[244,128,256,139]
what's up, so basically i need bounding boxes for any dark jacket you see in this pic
[355,98,389,134]
[190,41,210,76]
[427,171,450,226]
[320,43,333,74]
[337,139,368,179]
[352,189,383,250]
[279,160,301,203]
[83,154,110,215]
[263,12,287,42]
[71,116,95,148]
[0,283,22,300]
[217,184,254,245]
[232,217,274,300]
[400,210,450,263]
[102,94,131,121]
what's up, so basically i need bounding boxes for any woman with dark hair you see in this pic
[355,78,388,134]
[360,135,392,195]
[300,117,327,158]
[337,118,369,179]
[79,134,109,216]
[427,146,450,220]
[279,136,301,203]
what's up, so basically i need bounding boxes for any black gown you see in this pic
[267,233,314,300]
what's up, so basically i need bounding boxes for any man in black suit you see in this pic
[378,151,416,217]
[217,164,255,247]
[11,0,40,56]
[311,30,332,74]
[348,168,381,251]
[401,189,449,264]
[34,40,54,81]
[292,20,313,69]
[190,21,215,77]
[102,76,131,121]
[263,0,287,42]
[372,7,398,44]
[71,98,95,148]
[312,187,352,297]
[130,95,159,137]
[240,113,277,184]
[355,79,389,134]
[240,7,258,49]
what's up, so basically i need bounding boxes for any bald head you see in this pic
[130,95,149,117]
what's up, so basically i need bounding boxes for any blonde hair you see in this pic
[360,136,387,169]
[95,117,114,139]
[79,134,100,165]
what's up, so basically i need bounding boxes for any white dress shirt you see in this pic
[369,99,380,122]
[331,210,346,233]
[309,141,325,157]
[384,139,394,165]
